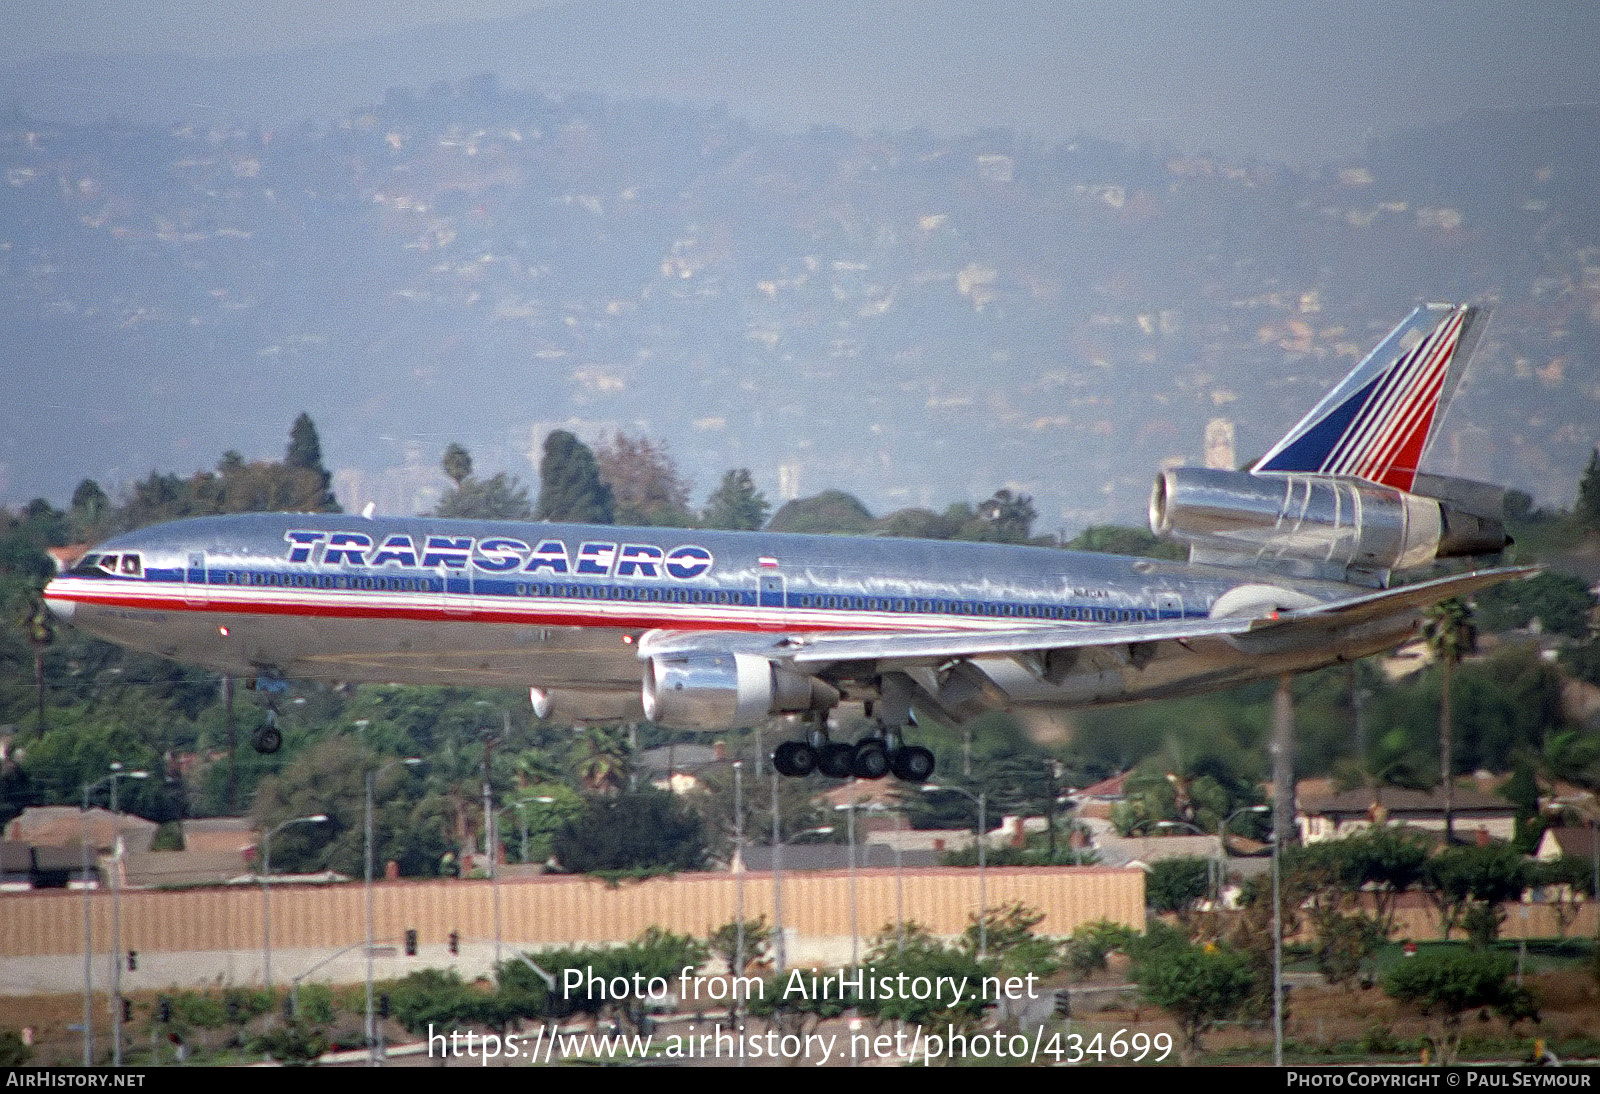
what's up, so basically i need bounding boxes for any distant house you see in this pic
[1092,832,1223,870]
[181,817,259,855]
[1298,786,1516,844]
[122,850,253,889]
[1534,826,1598,864]
[0,841,36,890]
[6,806,157,855]
[637,743,727,793]
[0,839,97,889]
[736,843,941,872]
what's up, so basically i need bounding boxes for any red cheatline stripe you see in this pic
[48,585,1040,637]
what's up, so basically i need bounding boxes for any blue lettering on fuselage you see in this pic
[285,531,714,580]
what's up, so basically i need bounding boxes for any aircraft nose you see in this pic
[43,580,74,624]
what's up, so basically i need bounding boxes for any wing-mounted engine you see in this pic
[1149,466,1507,587]
[641,650,839,731]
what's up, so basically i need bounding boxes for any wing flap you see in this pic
[785,566,1533,671]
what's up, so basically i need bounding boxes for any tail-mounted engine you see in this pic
[642,652,839,731]
[1150,467,1507,586]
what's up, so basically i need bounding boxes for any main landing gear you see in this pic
[246,674,287,754]
[771,714,935,782]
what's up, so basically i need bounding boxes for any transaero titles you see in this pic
[284,531,714,581]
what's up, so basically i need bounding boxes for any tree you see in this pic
[708,916,773,976]
[960,902,1062,979]
[1067,524,1187,559]
[701,469,770,531]
[20,595,53,737]
[596,433,694,526]
[765,490,873,534]
[435,473,535,520]
[536,431,614,524]
[959,489,1038,543]
[1340,827,1431,939]
[284,413,340,512]
[432,443,534,520]
[1145,857,1213,925]
[68,479,110,540]
[1128,925,1258,1062]
[1423,598,1476,843]
[1576,447,1600,531]
[550,789,708,873]
[1533,856,1595,939]
[849,923,994,1049]
[1384,950,1537,1065]
[690,764,829,857]
[1420,843,1529,942]
[871,507,960,539]
[1062,920,1138,982]
[1474,572,1597,639]
[251,737,436,877]
[573,726,631,795]
[441,443,473,488]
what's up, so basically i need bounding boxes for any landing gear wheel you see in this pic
[851,739,891,780]
[817,741,855,779]
[889,745,935,782]
[772,740,817,778]
[252,726,283,754]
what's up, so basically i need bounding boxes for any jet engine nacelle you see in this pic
[1150,467,1507,583]
[642,652,839,731]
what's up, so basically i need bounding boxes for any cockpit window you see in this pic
[70,554,110,576]
[69,552,143,577]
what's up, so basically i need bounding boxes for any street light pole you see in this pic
[922,782,987,957]
[79,763,147,1069]
[733,760,745,982]
[861,844,906,955]
[262,814,328,997]
[834,802,860,966]
[770,825,834,972]
[366,757,419,1066]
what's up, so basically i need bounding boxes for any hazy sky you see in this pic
[0,2,558,62]
[3,1,1597,163]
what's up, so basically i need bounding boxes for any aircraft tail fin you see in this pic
[1250,303,1488,492]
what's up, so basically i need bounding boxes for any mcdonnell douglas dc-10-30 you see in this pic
[45,304,1525,781]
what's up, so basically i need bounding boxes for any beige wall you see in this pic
[0,867,1145,958]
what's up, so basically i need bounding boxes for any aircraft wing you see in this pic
[783,565,1534,673]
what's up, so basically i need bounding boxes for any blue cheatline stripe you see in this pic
[51,570,1186,629]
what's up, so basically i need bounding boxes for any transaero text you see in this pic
[285,532,714,580]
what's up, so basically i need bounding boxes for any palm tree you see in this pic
[574,726,631,795]
[1423,598,1476,843]
[21,595,53,737]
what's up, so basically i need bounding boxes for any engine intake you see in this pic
[642,652,839,730]
[1150,467,1507,584]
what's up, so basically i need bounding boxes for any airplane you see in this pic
[43,303,1526,781]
